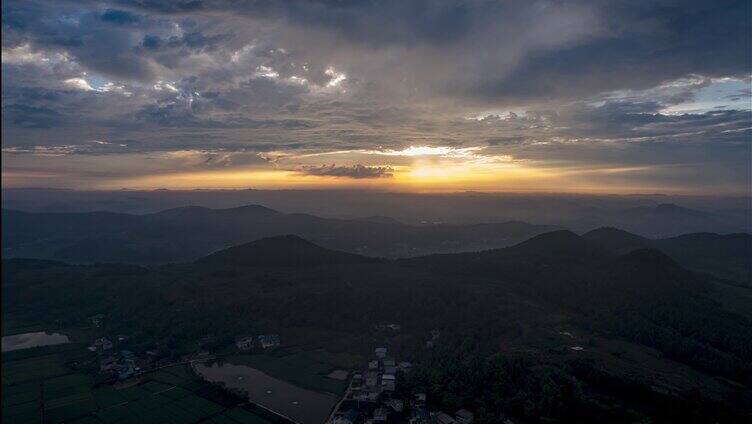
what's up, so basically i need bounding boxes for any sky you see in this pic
[2,0,751,194]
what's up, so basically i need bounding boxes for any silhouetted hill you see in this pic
[198,235,380,267]
[401,232,752,381]
[583,227,751,284]
[402,230,702,305]
[582,227,651,254]
[504,230,601,257]
[654,232,752,284]
[620,247,679,269]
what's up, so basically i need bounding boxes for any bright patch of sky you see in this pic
[365,146,484,158]
[325,66,347,88]
[662,77,752,114]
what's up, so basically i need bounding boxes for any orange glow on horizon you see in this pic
[87,161,718,195]
[5,150,740,195]
[107,169,397,190]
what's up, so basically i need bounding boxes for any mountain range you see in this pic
[2,205,560,262]
[4,188,749,236]
[3,205,749,285]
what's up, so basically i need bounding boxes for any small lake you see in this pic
[2,332,70,352]
[194,362,338,424]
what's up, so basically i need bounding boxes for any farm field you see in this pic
[223,349,360,396]
[2,345,274,424]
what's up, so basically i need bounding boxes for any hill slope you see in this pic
[583,227,752,284]
[198,235,381,267]
[3,234,752,421]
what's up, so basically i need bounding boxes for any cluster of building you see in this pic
[329,347,475,424]
[82,327,144,382]
[87,334,129,353]
[329,346,407,423]
[414,408,475,424]
[98,349,143,380]
[234,334,281,351]
[353,346,412,401]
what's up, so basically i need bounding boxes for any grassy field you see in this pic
[223,349,362,395]
[2,344,275,424]
[1,318,50,337]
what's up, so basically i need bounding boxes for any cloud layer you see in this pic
[2,0,750,193]
[301,164,394,179]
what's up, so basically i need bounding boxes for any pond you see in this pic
[193,362,339,424]
[1,331,71,352]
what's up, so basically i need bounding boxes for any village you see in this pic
[327,346,478,424]
[86,313,282,384]
[83,314,487,424]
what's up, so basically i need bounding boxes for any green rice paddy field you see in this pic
[2,345,273,424]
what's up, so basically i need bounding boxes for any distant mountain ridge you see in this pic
[6,188,749,237]
[1,205,559,264]
[3,206,749,284]
[572,203,742,238]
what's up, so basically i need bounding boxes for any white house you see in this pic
[382,374,395,391]
[258,334,280,349]
[235,336,255,351]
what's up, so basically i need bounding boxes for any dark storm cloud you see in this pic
[116,0,751,103]
[100,9,141,25]
[467,0,751,103]
[301,164,394,179]
[2,2,154,80]
[2,104,65,129]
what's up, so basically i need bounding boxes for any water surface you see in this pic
[2,332,70,352]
